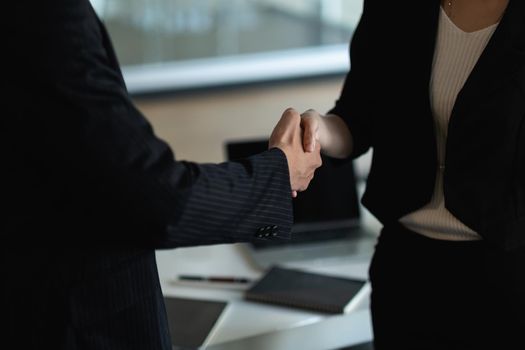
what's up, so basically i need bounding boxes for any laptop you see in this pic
[225,138,378,269]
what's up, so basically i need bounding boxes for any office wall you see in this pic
[133,77,371,179]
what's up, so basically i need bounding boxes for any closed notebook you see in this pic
[244,266,370,314]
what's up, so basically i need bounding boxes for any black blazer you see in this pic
[330,0,525,250]
[4,1,292,349]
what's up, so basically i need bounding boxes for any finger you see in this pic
[301,117,317,153]
[301,109,317,117]
[306,172,315,184]
[280,107,300,126]
[315,142,323,168]
[300,183,310,192]
[269,108,300,149]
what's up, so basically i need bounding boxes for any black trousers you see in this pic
[369,223,525,350]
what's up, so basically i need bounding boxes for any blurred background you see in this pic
[91,0,363,93]
[88,0,371,176]
[89,0,373,222]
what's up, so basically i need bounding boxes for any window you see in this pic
[91,0,363,94]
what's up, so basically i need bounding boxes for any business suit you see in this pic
[330,0,525,250]
[328,0,524,348]
[4,1,293,349]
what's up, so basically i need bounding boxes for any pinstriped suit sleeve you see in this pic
[14,0,293,247]
[162,149,293,247]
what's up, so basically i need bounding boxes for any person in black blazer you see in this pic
[3,1,321,349]
[298,0,524,349]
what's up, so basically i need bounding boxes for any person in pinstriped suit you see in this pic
[3,1,321,349]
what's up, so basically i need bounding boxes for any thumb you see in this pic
[301,117,318,153]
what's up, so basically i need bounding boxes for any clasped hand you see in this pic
[269,108,322,197]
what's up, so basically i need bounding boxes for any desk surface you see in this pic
[138,77,379,349]
[156,213,381,350]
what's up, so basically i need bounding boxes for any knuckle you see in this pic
[283,107,298,117]
[302,109,316,116]
[301,114,314,124]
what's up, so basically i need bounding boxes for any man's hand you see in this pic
[269,108,322,197]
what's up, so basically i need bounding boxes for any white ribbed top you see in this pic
[399,7,499,241]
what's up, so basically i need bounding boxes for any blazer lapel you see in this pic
[452,0,525,116]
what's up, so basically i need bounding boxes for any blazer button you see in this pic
[255,227,265,238]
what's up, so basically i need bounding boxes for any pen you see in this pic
[177,274,253,284]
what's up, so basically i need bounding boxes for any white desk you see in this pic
[156,214,381,350]
[138,76,379,349]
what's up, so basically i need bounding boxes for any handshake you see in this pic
[269,108,323,198]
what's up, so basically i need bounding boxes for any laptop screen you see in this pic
[225,138,361,236]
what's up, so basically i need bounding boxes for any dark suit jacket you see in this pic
[4,1,292,349]
[330,0,525,250]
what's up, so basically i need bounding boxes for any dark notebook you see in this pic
[244,266,370,314]
[164,296,228,349]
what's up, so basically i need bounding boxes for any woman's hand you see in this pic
[300,109,354,159]
[300,109,323,153]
